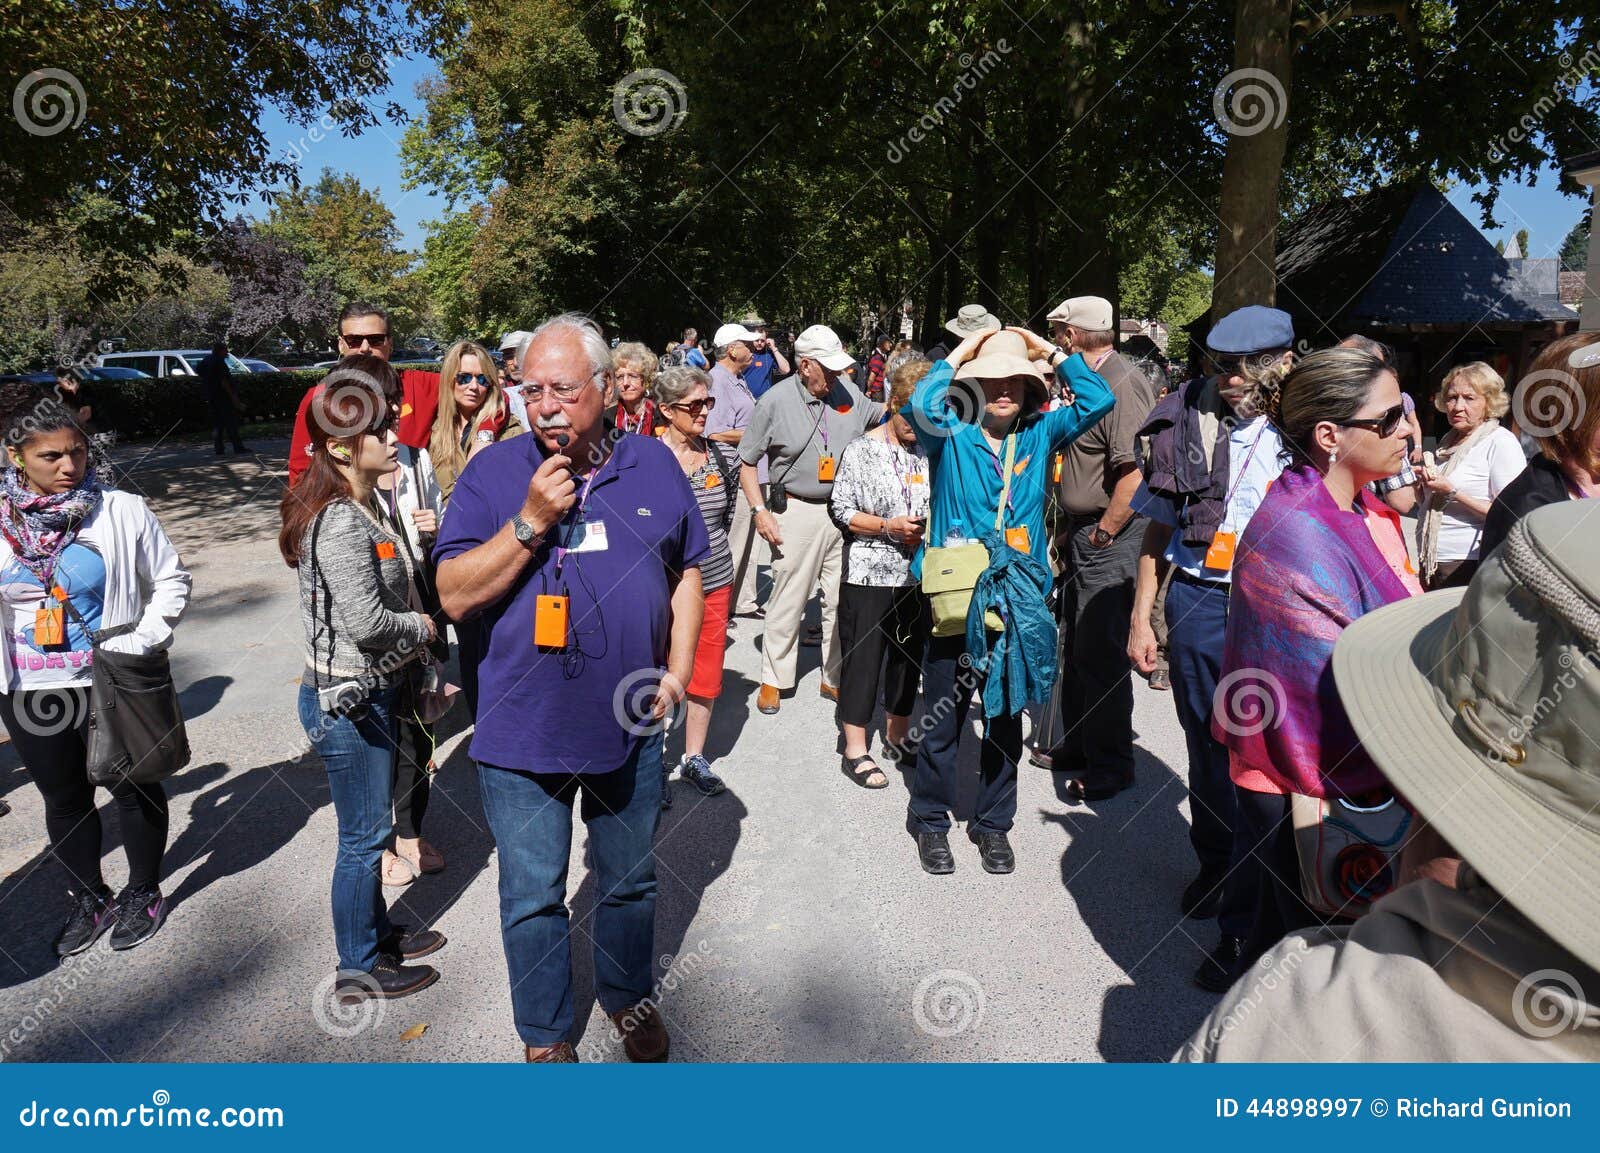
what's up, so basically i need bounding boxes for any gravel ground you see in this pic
[0,439,1224,1063]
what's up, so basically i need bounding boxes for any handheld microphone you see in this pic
[554,433,570,449]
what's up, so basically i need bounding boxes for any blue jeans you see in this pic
[1163,577,1258,940]
[298,681,398,973]
[477,735,663,1048]
[906,633,1021,836]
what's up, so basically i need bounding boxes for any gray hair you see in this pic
[654,364,710,408]
[526,311,611,389]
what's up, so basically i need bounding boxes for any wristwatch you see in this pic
[510,515,539,548]
[1048,349,1067,368]
[1088,525,1114,548]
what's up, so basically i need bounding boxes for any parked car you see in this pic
[240,359,278,373]
[97,349,250,377]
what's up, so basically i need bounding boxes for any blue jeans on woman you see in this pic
[298,680,398,973]
[477,734,663,1048]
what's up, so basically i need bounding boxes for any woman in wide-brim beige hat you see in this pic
[951,329,1053,413]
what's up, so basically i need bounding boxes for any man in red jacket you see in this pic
[287,302,440,484]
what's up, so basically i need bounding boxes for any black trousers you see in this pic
[1236,788,1324,964]
[906,633,1021,836]
[0,687,168,893]
[836,583,927,728]
[392,713,433,841]
[1039,514,1142,775]
[208,396,244,452]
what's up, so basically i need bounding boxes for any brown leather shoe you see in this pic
[525,1042,578,1063]
[757,683,780,714]
[610,1001,670,1063]
[819,682,839,703]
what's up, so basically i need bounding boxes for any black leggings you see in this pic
[392,713,433,841]
[0,687,168,893]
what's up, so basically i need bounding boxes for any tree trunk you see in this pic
[1211,0,1295,316]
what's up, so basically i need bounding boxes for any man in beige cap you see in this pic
[1180,499,1600,1061]
[1031,296,1156,802]
[739,324,884,714]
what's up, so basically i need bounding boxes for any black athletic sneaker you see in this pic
[56,887,115,957]
[109,883,168,951]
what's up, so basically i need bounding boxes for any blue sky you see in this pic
[249,55,1591,264]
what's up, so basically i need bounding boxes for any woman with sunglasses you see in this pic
[279,356,446,1005]
[429,340,526,505]
[653,366,735,802]
[1218,347,1420,971]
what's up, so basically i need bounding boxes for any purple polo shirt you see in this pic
[705,363,766,483]
[433,432,710,774]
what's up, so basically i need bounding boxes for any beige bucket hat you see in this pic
[943,304,1002,341]
[1331,498,1600,971]
[952,329,1051,410]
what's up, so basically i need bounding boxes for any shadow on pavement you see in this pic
[177,675,233,722]
[1039,745,1219,1061]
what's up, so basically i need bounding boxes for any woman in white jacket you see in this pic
[0,391,190,955]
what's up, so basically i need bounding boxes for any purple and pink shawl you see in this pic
[1213,465,1414,798]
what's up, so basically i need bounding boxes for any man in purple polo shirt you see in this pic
[435,312,708,1064]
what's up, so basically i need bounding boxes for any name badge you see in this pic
[1005,525,1031,553]
[534,594,569,649]
[1203,528,1238,572]
[817,455,836,482]
[569,521,609,554]
[34,605,65,647]
[906,473,924,485]
[705,470,723,489]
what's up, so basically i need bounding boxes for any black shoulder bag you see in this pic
[62,599,190,787]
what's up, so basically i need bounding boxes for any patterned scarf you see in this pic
[0,465,105,586]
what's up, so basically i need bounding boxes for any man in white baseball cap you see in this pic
[712,321,765,349]
[738,324,883,715]
[498,330,535,427]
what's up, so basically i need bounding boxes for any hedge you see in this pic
[91,364,441,440]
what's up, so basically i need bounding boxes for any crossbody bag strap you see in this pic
[57,593,134,646]
[994,432,1017,533]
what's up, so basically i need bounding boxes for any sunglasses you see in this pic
[341,331,390,347]
[455,372,490,387]
[1336,403,1407,439]
[667,397,717,416]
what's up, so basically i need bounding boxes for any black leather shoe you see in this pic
[916,831,955,875]
[1193,935,1246,993]
[1028,744,1088,775]
[1181,873,1224,919]
[335,956,440,1003]
[974,831,1015,874]
[379,926,447,962]
[1065,770,1134,803]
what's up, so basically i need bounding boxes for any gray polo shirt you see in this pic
[739,374,885,501]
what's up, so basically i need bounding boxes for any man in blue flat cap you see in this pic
[1126,305,1294,994]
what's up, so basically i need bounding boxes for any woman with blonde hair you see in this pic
[1415,361,1525,588]
[429,340,526,504]
[612,342,661,435]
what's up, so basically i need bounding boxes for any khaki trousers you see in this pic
[759,497,842,691]
[725,485,765,615]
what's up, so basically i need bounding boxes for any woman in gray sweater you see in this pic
[278,357,444,1006]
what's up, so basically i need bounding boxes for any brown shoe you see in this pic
[525,1042,578,1063]
[757,683,780,714]
[819,682,839,703]
[610,1001,670,1063]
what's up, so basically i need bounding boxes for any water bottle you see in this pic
[944,517,966,547]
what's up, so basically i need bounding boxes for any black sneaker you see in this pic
[973,831,1016,874]
[108,883,168,951]
[0,797,10,816]
[1193,934,1246,993]
[56,886,114,957]
[678,754,725,796]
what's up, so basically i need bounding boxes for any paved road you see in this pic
[0,439,1223,1063]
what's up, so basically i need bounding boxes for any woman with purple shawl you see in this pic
[1215,347,1421,964]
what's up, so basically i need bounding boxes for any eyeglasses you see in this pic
[340,331,390,348]
[455,372,490,387]
[667,397,717,416]
[1336,403,1407,439]
[519,380,592,403]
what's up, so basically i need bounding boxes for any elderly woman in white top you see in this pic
[1415,361,1526,588]
[828,360,932,788]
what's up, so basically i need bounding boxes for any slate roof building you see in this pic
[1271,182,1576,424]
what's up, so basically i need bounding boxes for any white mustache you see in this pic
[536,415,573,430]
